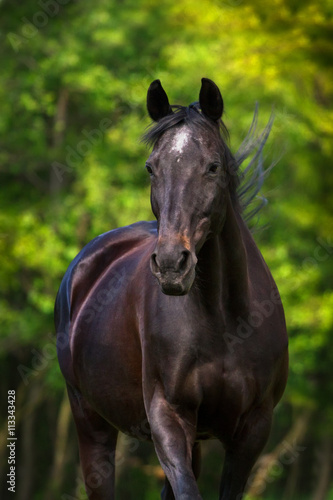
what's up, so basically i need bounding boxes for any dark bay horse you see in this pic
[55,78,288,500]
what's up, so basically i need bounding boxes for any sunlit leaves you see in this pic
[0,0,332,433]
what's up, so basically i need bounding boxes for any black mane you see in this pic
[143,102,274,224]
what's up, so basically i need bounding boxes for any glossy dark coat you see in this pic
[55,78,288,500]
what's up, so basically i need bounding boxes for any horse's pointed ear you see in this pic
[199,78,223,121]
[147,80,173,122]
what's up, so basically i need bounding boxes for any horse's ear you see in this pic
[147,80,173,122]
[199,78,223,121]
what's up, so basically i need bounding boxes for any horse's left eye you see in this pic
[208,163,220,174]
[146,164,153,175]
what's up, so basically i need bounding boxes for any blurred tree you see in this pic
[0,0,332,498]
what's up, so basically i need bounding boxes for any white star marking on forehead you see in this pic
[171,127,190,154]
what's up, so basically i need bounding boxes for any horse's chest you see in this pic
[149,308,258,435]
[161,350,254,422]
[188,358,255,440]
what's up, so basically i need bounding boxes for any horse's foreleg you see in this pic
[161,442,201,500]
[67,384,118,500]
[219,404,273,500]
[148,388,202,500]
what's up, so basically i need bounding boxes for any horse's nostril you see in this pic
[151,248,192,276]
[178,250,190,272]
[150,253,159,274]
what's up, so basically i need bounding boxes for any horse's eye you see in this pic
[146,164,153,175]
[208,162,220,174]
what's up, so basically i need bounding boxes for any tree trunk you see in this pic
[17,383,41,500]
[50,87,69,195]
[246,409,312,498]
[0,376,45,450]
[0,379,43,488]
[282,453,300,500]
[45,388,72,500]
[311,438,332,500]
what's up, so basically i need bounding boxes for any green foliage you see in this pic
[1,0,332,498]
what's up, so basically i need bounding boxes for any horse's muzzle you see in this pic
[150,243,197,295]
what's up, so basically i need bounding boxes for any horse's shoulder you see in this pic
[63,221,157,317]
[77,220,157,260]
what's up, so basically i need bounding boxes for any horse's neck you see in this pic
[197,197,250,316]
[221,198,250,315]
